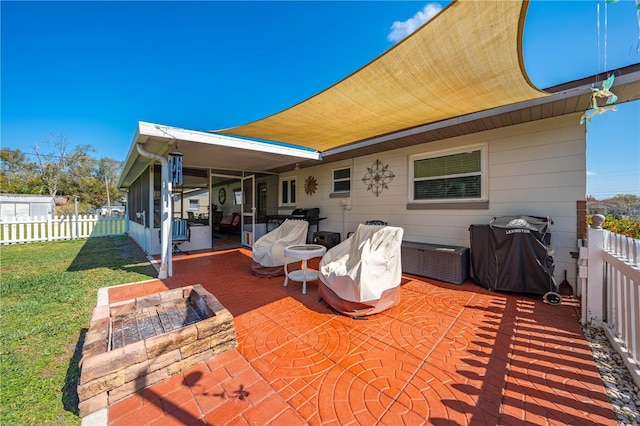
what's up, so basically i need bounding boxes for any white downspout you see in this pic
[136,143,172,279]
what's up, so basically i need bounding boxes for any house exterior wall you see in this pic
[212,183,242,217]
[128,220,150,254]
[279,113,586,285]
[124,114,586,284]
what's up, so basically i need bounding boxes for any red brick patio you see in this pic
[105,247,616,425]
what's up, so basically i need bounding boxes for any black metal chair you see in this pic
[365,220,387,226]
[347,220,388,238]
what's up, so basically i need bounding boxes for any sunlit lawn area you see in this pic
[0,237,156,425]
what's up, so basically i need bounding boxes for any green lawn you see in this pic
[0,236,157,425]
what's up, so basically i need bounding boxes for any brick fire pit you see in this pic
[77,284,237,418]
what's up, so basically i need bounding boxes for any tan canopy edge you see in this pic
[218,0,549,152]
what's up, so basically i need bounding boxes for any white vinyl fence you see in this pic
[1,215,127,244]
[580,220,640,388]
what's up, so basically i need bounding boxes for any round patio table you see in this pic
[283,244,327,294]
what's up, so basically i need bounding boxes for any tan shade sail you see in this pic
[218,0,549,152]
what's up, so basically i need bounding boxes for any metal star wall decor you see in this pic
[362,159,395,197]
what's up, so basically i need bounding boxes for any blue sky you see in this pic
[1,0,639,198]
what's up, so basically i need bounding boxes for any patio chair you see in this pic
[318,224,404,317]
[219,212,241,234]
[171,218,190,254]
[251,219,309,277]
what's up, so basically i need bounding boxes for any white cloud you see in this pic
[587,171,597,176]
[387,3,443,43]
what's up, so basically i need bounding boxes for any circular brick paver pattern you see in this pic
[242,319,351,379]
[316,350,423,422]
[388,307,452,360]
[106,250,620,426]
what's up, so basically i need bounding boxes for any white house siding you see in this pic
[283,113,585,287]
[128,220,151,254]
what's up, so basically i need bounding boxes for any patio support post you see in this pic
[137,143,171,279]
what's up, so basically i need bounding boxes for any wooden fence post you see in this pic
[47,215,53,242]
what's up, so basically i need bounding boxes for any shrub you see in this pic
[588,215,640,239]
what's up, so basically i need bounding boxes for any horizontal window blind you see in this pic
[414,176,481,200]
[414,150,480,179]
[334,169,350,180]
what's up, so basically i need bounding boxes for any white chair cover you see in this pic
[319,224,403,303]
[252,219,309,267]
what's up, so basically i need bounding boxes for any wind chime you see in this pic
[581,0,640,123]
[168,148,183,186]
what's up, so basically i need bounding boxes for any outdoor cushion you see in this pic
[219,212,240,233]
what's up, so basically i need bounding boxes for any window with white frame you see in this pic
[188,199,199,210]
[332,167,351,193]
[410,145,486,202]
[280,177,296,205]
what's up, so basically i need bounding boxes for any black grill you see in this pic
[291,208,319,220]
[265,208,325,238]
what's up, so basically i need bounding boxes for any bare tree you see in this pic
[31,134,97,198]
[4,135,124,212]
[32,134,69,196]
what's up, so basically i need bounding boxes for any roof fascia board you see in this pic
[117,122,176,189]
[140,122,321,161]
[117,123,145,189]
[118,121,322,189]
[323,70,640,157]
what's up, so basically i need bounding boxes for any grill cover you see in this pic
[470,215,556,295]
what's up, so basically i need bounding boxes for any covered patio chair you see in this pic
[318,224,404,317]
[251,219,309,277]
